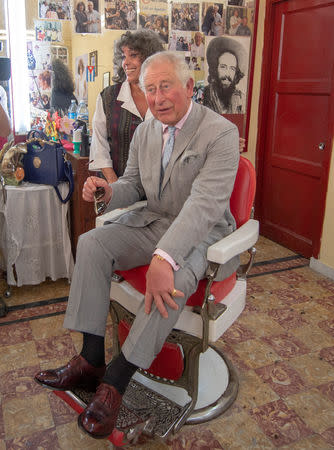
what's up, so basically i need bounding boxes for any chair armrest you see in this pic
[96,201,147,228]
[207,219,259,265]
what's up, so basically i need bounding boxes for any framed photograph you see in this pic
[89,50,98,76]
[103,72,110,89]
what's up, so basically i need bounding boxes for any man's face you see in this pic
[143,60,194,126]
[88,2,93,11]
[217,52,237,88]
[194,33,201,46]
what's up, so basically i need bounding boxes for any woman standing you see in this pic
[75,2,88,33]
[89,30,164,182]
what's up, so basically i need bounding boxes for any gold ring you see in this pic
[172,289,177,296]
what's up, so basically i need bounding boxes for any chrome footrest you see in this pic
[69,378,191,440]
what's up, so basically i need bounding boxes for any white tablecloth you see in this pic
[0,182,74,286]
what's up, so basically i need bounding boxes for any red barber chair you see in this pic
[64,156,259,446]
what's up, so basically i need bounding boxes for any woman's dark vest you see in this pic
[100,83,142,177]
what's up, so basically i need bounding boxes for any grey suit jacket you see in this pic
[106,101,240,281]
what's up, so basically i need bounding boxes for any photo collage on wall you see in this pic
[33,0,254,119]
[27,41,52,128]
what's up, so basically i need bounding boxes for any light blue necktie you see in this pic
[161,126,176,174]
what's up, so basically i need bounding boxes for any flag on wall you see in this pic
[86,65,95,82]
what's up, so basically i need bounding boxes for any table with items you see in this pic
[0,182,74,288]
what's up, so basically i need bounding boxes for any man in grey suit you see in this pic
[35,51,239,439]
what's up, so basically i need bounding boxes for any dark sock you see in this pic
[80,332,105,368]
[103,352,138,395]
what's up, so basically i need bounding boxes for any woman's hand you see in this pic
[82,176,112,203]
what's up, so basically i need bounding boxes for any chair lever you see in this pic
[207,294,227,320]
[237,246,256,280]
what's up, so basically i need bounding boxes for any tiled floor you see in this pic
[0,236,333,449]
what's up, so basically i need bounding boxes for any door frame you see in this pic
[255,0,334,257]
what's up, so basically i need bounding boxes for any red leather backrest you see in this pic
[230,156,256,229]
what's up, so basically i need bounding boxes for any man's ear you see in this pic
[186,78,195,97]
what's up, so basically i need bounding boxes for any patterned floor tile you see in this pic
[55,421,113,449]
[2,392,54,440]
[319,346,334,366]
[232,339,282,370]
[267,307,309,330]
[280,433,334,449]
[261,333,310,359]
[255,361,307,397]
[288,353,334,387]
[284,388,334,434]
[290,325,334,352]
[0,322,33,346]
[250,399,313,447]
[34,333,77,362]
[0,341,39,375]
[30,314,68,340]
[235,369,279,409]
[208,410,274,449]
[0,364,43,396]
[238,312,286,338]
[4,427,61,450]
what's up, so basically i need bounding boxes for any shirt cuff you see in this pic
[153,249,180,271]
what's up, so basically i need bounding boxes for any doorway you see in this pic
[256,0,334,258]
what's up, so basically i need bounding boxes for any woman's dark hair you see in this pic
[77,1,85,10]
[112,30,165,83]
[51,58,75,94]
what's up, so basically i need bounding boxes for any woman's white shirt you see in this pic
[89,80,152,171]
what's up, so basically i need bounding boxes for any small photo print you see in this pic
[105,0,137,30]
[171,3,200,32]
[51,46,68,65]
[203,35,250,114]
[35,20,62,42]
[190,31,205,58]
[74,0,101,34]
[27,41,52,71]
[139,14,168,43]
[201,3,225,36]
[192,79,205,104]
[75,54,88,102]
[168,30,192,51]
[226,5,247,36]
[38,0,71,20]
[185,55,203,71]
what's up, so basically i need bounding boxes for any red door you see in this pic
[256,0,334,257]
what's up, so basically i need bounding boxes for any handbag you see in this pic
[23,130,74,203]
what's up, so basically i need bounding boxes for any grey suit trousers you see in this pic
[63,221,202,368]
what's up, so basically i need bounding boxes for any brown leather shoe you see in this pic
[78,383,122,439]
[34,355,106,392]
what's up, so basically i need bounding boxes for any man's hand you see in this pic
[239,137,246,153]
[82,176,112,203]
[145,256,184,318]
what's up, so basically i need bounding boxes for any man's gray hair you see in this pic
[139,51,191,91]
